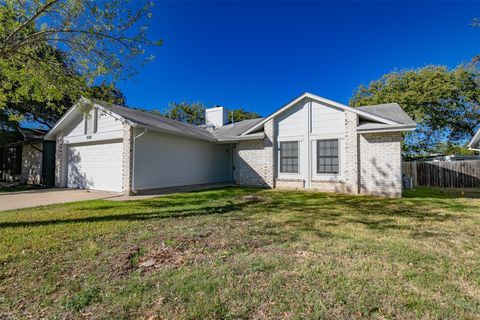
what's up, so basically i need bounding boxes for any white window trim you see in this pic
[278,140,301,176]
[312,138,345,181]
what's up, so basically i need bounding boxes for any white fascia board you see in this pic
[215,133,265,143]
[357,125,416,134]
[241,92,401,135]
[467,128,480,148]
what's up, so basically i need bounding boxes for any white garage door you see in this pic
[67,141,123,192]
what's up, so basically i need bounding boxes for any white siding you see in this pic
[276,101,305,138]
[65,115,85,138]
[97,109,123,133]
[134,131,232,190]
[64,107,123,138]
[311,100,345,136]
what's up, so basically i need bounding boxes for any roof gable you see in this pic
[45,98,216,142]
[241,92,402,135]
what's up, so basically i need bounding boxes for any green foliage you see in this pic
[163,102,206,126]
[162,102,260,126]
[230,108,261,123]
[0,0,158,128]
[0,0,160,82]
[350,65,480,156]
[435,142,476,156]
[87,82,126,106]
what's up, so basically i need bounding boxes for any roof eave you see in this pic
[357,125,417,134]
[134,124,216,142]
[215,133,265,143]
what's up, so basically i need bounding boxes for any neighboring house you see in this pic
[45,92,416,197]
[0,128,56,186]
[468,128,480,152]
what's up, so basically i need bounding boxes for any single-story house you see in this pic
[45,92,416,197]
[468,127,480,151]
[0,128,56,186]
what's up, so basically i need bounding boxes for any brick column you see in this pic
[55,134,64,187]
[122,124,134,195]
[263,119,275,188]
[344,111,359,194]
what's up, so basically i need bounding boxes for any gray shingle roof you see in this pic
[357,103,416,126]
[209,118,265,141]
[95,100,216,141]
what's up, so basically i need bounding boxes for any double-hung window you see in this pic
[317,139,339,174]
[280,141,299,173]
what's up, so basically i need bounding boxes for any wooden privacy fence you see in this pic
[402,160,480,188]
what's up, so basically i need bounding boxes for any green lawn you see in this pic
[0,187,479,319]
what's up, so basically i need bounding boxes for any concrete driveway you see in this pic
[0,188,122,211]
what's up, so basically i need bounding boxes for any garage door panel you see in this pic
[67,141,123,192]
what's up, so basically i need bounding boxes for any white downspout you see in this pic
[132,128,147,194]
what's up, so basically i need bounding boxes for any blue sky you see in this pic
[118,1,479,116]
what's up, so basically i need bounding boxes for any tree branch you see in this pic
[1,0,61,52]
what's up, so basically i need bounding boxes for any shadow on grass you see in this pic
[403,187,480,199]
[251,190,468,237]
[0,202,250,229]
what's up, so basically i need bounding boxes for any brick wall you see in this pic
[344,110,359,194]
[359,132,402,198]
[234,119,275,188]
[310,180,347,193]
[276,178,304,189]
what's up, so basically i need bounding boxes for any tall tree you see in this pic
[162,102,261,126]
[230,108,261,123]
[163,102,205,126]
[0,0,159,127]
[350,65,480,156]
[88,83,126,106]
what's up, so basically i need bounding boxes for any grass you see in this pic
[0,187,479,319]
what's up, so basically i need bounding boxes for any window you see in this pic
[93,108,98,133]
[280,141,299,173]
[84,114,89,135]
[3,146,22,174]
[317,139,339,174]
